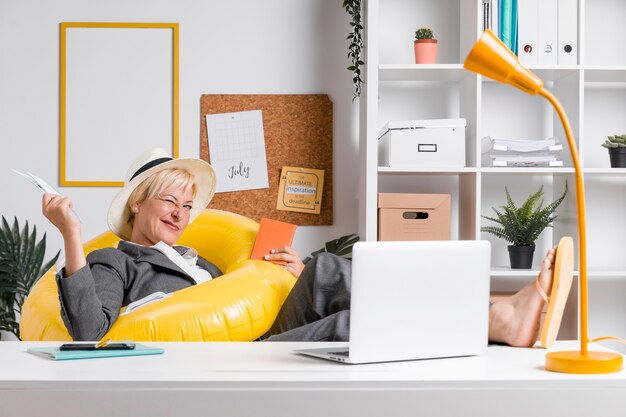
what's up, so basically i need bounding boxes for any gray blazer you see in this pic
[56,241,222,341]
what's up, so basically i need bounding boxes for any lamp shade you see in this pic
[463,29,543,95]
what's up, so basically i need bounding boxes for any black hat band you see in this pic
[129,157,173,181]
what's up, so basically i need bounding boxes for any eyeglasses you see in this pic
[155,196,193,212]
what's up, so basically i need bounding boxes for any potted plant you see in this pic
[414,27,438,64]
[0,216,59,340]
[303,233,359,264]
[481,184,568,269]
[602,134,626,168]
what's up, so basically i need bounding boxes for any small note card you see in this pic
[277,166,324,214]
[205,110,269,193]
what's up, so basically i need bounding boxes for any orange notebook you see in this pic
[250,218,297,265]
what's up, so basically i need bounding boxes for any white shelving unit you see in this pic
[359,0,626,350]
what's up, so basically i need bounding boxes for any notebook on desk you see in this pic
[294,240,491,364]
[27,344,164,361]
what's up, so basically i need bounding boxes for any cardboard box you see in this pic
[378,193,451,241]
[378,118,466,168]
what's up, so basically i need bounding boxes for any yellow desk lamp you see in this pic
[464,29,622,374]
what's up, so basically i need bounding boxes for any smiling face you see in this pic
[126,168,197,247]
[130,185,194,246]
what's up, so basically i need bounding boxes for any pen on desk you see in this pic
[95,338,111,349]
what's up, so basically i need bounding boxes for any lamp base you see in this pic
[546,350,623,374]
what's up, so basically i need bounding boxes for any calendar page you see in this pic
[205,110,269,193]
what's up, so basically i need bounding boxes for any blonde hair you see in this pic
[127,168,197,227]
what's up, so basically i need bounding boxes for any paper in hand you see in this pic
[13,169,81,223]
[12,170,60,195]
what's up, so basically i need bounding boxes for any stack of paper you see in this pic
[481,136,564,167]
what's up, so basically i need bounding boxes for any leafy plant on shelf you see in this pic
[0,217,59,340]
[415,27,435,40]
[601,134,626,148]
[343,0,364,101]
[303,234,360,264]
[481,183,568,247]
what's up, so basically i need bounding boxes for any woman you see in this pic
[44,148,557,345]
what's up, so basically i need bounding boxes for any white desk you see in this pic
[2,341,626,417]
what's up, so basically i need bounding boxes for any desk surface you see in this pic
[2,341,626,417]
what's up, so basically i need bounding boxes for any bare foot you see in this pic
[488,246,557,347]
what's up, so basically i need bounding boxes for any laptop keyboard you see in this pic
[328,350,349,356]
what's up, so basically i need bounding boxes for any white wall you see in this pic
[0,0,360,260]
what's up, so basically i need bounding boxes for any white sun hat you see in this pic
[107,148,216,241]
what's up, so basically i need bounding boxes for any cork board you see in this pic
[200,94,333,225]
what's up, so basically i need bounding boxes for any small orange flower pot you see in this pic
[414,39,438,64]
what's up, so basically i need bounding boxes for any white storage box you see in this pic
[378,118,466,168]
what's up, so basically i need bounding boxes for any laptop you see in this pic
[294,240,491,364]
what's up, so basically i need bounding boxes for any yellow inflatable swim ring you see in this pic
[20,209,296,341]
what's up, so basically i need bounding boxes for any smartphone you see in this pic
[59,342,136,351]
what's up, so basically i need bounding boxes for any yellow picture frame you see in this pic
[59,22,179,187]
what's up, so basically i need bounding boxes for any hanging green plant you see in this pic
[0,216,59,339]
[343,0,364,100]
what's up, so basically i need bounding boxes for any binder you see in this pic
[518,0,539,65]
[500,0,514,50]
[483,0,489,32]
[27,344,165,361]
[491,0,500,39]
[538,0,558,65]
[557,0,578,65]
[511,0,519,54]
